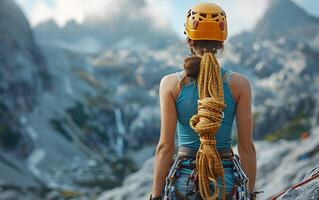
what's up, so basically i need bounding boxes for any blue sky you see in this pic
[17,0,319,38]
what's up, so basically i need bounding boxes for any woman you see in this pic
[150,3,256,200]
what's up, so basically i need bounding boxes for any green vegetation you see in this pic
[264,112,311,141]
[66,101,89,129]
[65,101,109,144]
[110,157,138,179]
[0,124,21,149]
[50,119,73,141]
[76,157,138,190]
[76,70,102,88]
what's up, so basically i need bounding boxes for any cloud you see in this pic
[19,0,171,29]
[31,0,178,50]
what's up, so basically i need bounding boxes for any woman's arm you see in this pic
[151,75,177,198]
[233,74,256,192]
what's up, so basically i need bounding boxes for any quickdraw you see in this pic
[231,155,250,200]
[163,154,183,200]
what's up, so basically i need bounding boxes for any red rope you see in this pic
[270,170,319,200]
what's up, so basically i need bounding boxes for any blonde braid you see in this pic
[189,52,226,200]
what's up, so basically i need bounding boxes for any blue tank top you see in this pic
[175,67,236,150]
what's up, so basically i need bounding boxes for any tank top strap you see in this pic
[222,68,233,83]
[176,71,182,82]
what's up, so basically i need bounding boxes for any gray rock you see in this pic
[280,167,319,200]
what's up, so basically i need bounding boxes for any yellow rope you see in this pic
[189,52,226,200]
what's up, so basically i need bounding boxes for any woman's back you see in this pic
[175,67,237,150]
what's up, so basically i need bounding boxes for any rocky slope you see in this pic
[280,166,319,200]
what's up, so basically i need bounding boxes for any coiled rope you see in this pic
[189,52,226,200]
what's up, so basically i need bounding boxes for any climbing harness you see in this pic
[163,146,253,200]
[163,154,184,200]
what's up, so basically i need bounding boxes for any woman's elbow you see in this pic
[238,142,256,157]
[156,142,175,156]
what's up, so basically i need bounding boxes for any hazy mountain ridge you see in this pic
[33,0,179,53]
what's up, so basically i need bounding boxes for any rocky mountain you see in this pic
[224,0,319,139]
[0,0,50,187]
[253,0,319,41]
[0,0,49,129]
[1,1,184,198]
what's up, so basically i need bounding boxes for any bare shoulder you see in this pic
[228,72,252,102]
[231,72,251,88]
[159,72,179,95]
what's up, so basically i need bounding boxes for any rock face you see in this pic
[255,126,319,199]
[280,166,319,200]
[0,0,50,150]
[0,0,118,194]
[0,0,50,187]
[0,0,50,111]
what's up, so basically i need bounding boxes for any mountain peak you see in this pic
[36,19,60,30]
[253,0,319,38]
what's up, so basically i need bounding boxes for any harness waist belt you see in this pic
[177,146,234,169]
[177,146,234,159]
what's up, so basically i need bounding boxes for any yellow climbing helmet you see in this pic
[184,2,228,41]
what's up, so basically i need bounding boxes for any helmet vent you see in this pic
[184,3,228,41]
[199,13,207,18]
[211,14,218,18]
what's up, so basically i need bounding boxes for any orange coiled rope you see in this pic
[189,52,226,200]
